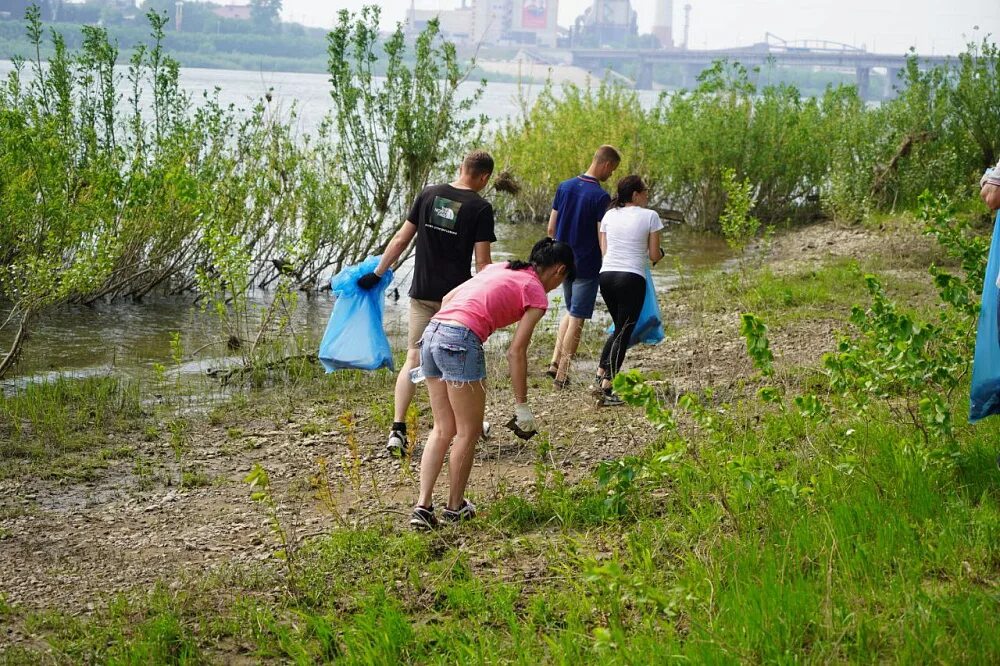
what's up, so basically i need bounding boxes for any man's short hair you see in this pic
[593,145,622,166]
[463,150,495,177]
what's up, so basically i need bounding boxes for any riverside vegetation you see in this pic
[2,6,1000,663]
[0,5,483,375]
[492,46,1000,228]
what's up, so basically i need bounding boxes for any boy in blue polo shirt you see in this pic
[546,145,622,387]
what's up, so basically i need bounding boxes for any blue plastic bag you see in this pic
[318,256,394,372]
[606,265,665,348]
[970,211,1000,422]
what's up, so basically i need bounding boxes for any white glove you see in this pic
[514,403,537,433]
[982,168,995,188]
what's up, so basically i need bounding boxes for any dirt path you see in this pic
[0,221,936,618]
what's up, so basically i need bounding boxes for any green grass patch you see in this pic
[9,391,1000,663]
[0,376,147,479]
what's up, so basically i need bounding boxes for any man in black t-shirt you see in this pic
[358,151,497,456]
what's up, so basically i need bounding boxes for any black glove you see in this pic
[653,246,665,266]
[356,272,381,290]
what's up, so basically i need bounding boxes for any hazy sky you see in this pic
[279,0,999,56]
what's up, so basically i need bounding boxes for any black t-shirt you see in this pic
[407,183,496,301]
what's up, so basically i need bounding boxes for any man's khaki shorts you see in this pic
[407,298,442,349]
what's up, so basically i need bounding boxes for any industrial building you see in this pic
[405,1,680,51]
[407,0,560,48]
[572,0,637,46]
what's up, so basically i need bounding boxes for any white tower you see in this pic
[652,0,674,49]
[682,3,691,50]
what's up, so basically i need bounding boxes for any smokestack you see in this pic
[652,0,673,49]
[682,3,691,50]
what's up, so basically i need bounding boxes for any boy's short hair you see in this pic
[593,145,622,166]
[463,150,495,176]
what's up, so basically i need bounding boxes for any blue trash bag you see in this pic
[970,210,1000,422]
[606,265,665,348]
[318,256,394,372]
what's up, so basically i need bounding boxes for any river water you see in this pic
[0,61,662,135]
[0,64,730,393]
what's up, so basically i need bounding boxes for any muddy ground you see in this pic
[0,221,941,626]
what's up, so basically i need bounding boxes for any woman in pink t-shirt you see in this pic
[410,238,575,530]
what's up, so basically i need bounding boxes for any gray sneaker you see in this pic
[600,389,625,407]
[442,499,477,523]
[409,505,438,531]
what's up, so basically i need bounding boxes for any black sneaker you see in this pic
[386,429,408,457]
[592,373,606,396]
[600,389,624,407]
[409,505,438,531]
[442,499,477,523]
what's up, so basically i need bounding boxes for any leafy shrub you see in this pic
[719,168,761,253]
[827,42,1000,219]
[491,43,1000,228]
[0,7,474,377]
[645,61,829,229]
[490,79,645,222]
[824,193,985,444]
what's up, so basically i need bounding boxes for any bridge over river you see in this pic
[567,36,954,99]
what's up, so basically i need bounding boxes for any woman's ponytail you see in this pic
[506,237,574,280]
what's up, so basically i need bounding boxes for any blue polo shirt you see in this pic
[552,175,611,279]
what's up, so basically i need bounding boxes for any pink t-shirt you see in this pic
[433,263,549,342]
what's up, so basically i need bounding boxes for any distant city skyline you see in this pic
[278,0,999,56]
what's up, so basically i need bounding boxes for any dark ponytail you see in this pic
[508,237,576,281]
[611,175,647,209]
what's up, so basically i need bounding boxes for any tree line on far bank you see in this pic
[0,0,288,34]
[0,1,331,73]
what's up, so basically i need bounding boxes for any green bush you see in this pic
[826,41,1000,219]
[645,61,829,229]
[490,43,1000,229]
[490,79,645,222]
[0,7,473,377]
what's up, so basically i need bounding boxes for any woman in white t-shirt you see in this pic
[596,175,664,406]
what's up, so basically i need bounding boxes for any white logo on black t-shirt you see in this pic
[429,196,462,235]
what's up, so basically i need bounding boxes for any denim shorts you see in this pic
[419,321,486,383]
[562,276,600,319]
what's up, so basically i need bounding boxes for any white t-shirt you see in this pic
[599,206,664,277]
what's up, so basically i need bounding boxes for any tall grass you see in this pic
[0,375,144,478]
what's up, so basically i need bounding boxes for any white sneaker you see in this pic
[480,421,491,441]
[385,430,408,457]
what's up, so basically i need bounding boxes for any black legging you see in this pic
[598,271,646,381]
